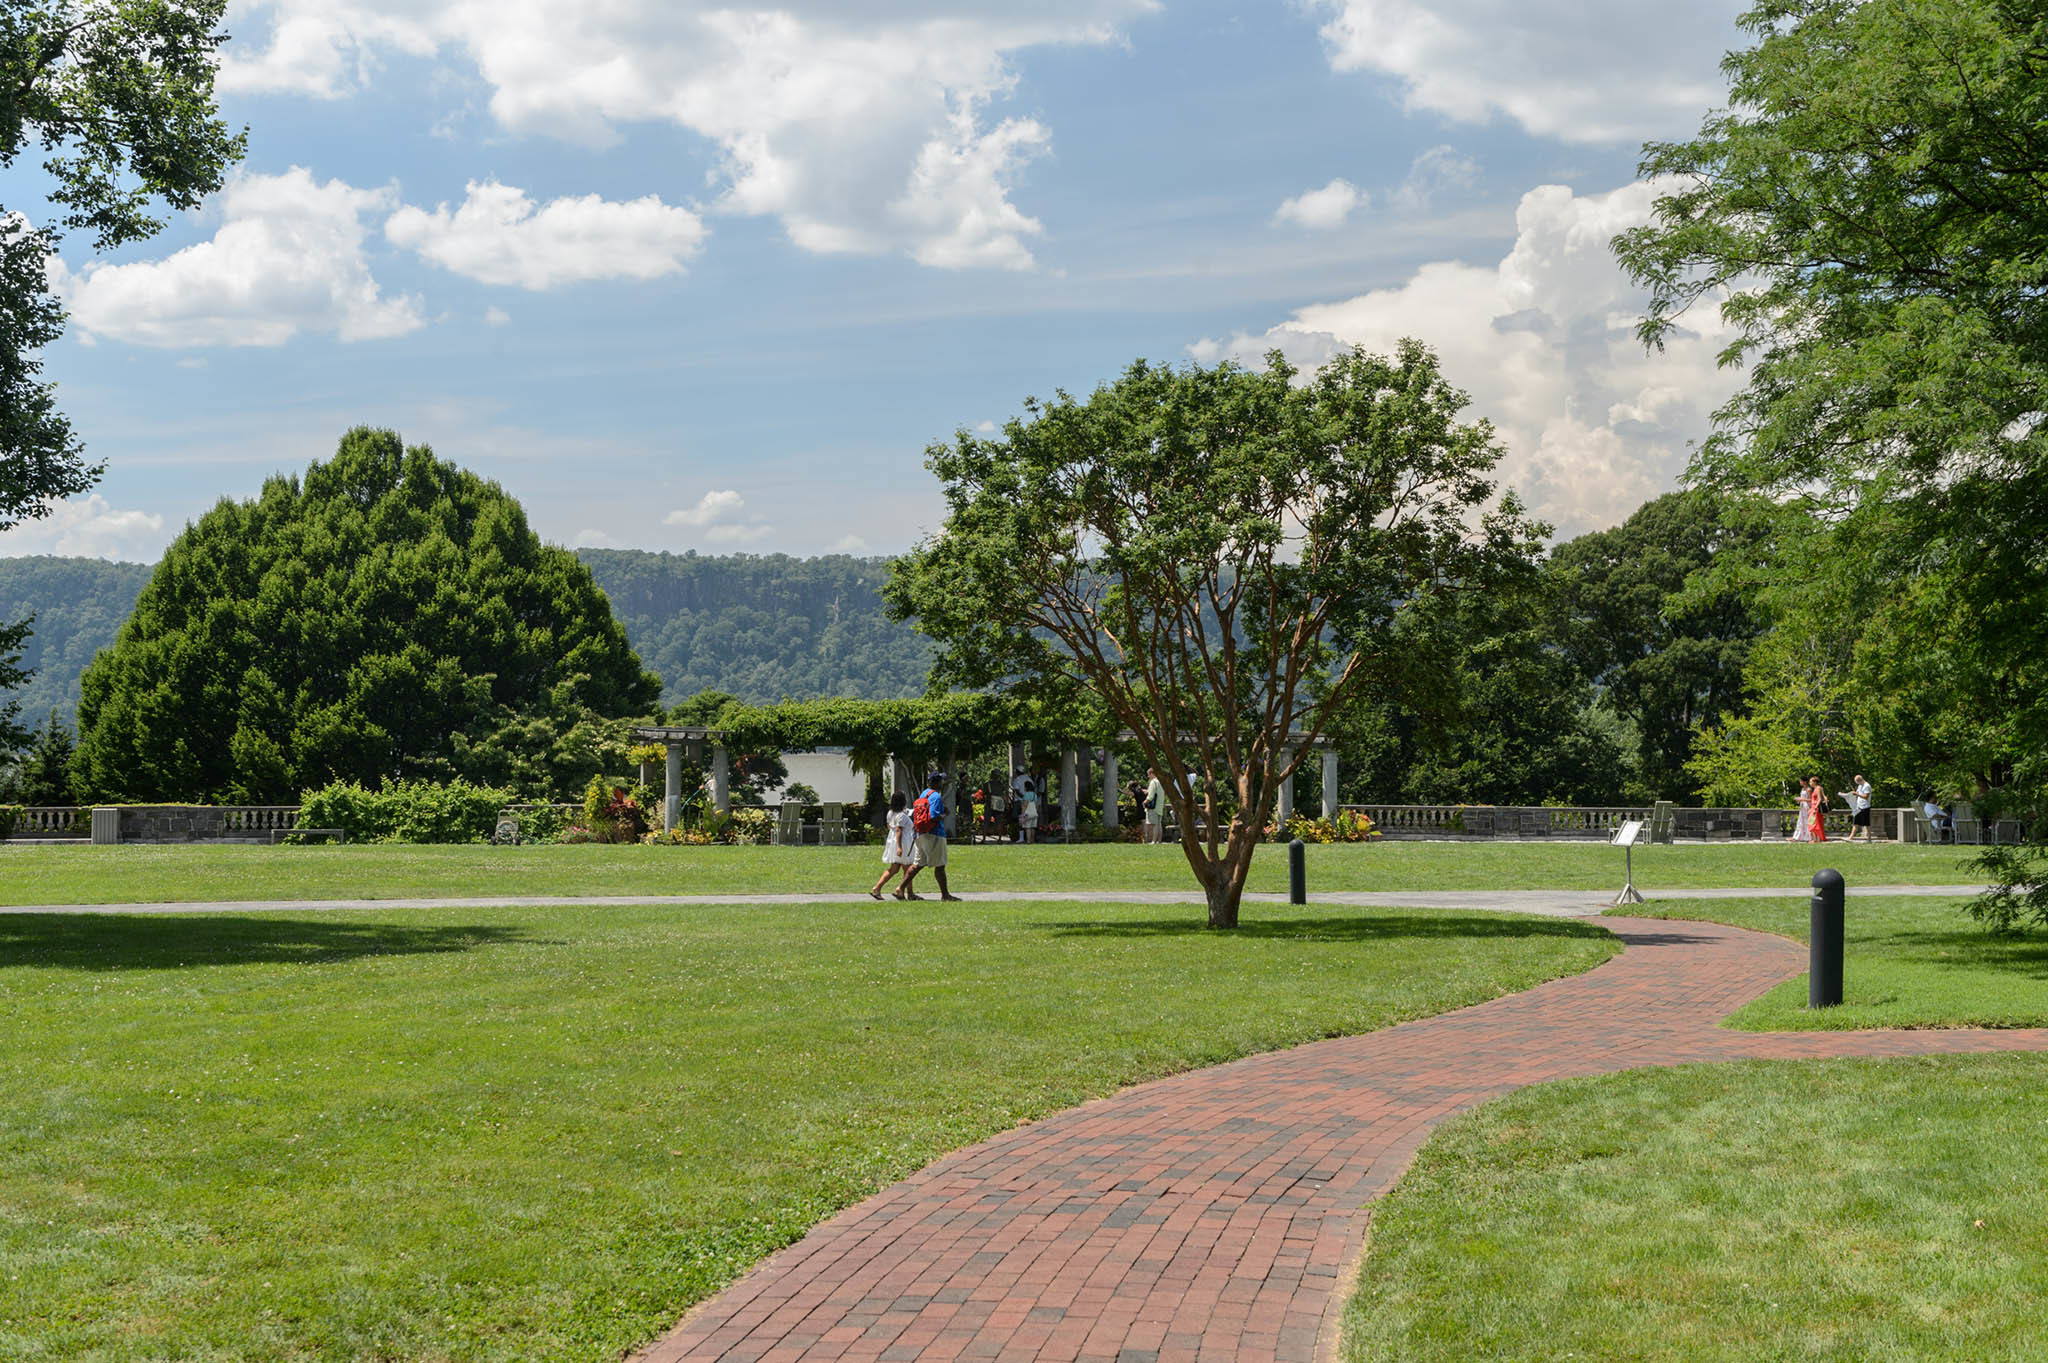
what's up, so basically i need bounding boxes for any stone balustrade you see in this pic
[2,805,308,844]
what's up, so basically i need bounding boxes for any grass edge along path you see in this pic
[1343,1053,2048,1363]
[1614,894,2048,1030]
[0,898,1617,1363]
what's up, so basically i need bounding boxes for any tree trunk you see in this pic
[1198,820,1260,928]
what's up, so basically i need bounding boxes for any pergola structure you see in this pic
[1111,731,1338,828]
[632,725,733,829]
[631,720,1338,833]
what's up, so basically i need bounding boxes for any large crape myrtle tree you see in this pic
[887,342,1541,927]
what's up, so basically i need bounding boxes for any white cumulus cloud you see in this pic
[1191,180,1741,539]
[52,167,422,348]
[664,489,772,544]
[1393,145,1479,212]
[1313,0,1744,145]
[0,495,168,560]
[385,180,709,289]
[1273,178,1363,231]
[664,490,747,528]
[220,1,1159,270]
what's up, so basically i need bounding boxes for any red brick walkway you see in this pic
[632,916,2048,1363]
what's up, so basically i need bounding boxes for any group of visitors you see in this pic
[1789,774,1874,843]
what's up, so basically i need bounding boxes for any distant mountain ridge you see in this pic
[0,549,932,727]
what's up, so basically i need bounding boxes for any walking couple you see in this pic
[871,771,962,901]
[1790,774,1873,843]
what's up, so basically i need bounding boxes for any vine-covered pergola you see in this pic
[633,696,1339,831]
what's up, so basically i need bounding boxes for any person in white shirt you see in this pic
[870,791,915,899]
[1840,774,1874,842]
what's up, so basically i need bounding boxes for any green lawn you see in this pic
[1344,1054,2048,1363]
[0,839,1985,905]
[1621,895,2048,1030]
[0,899,1615,1362]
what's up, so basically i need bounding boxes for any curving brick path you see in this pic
[632,915,2048,1363]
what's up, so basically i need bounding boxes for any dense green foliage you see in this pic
[1,0,244,750]
[890,343,1542,925]
[72,429,658,803]
[580,549,932,705]
[1547,491,1769,801]
[295,779,519,845]
[1616,0,2048,923]
[0,554,149,725]
[0,707,75,804]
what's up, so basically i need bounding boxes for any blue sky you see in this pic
[5,0,1751,563]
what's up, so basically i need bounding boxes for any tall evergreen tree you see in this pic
[73,429,659,802]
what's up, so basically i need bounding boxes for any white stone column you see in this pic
[1060,746,1078,834]
[1102,750,1120,829]
[710,743,731,813]
[1276,747,1295,825]
[665,743,683,830]
[1322,748,1339,819]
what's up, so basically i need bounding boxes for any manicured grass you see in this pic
[1622,895,2048,1030]
[0,839,1985,905]
[1344,1054,2048,1363]
[0,899,1615,1362]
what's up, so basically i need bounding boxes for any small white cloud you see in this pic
[483,305,511,325]
[51,167,423,348]
[664,490,746,528]
[974,419,998,433]
[1273,177,1363,231]
[571,527,617,548]
[1394,146,1479,212]
[665,488,771,544]
[0,494,167,560]
[830,534,869,552]
[385,180,708,290]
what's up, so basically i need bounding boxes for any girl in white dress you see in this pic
[871,792,915,899]
[1019,779,1040,844]
[1790,781,1813,842]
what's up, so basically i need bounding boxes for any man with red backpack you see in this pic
[900,771,962,902]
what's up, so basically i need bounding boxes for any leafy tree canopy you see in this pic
[1546,490,1771,802]
[73,428,659,802]
[1,0,244,534]
[887,342,1540,926]
[1616,0,2048,926]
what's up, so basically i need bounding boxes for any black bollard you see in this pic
[1809,868,1844,1008]
[1289,838,1307,906]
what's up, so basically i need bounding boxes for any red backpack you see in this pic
[911,792,938,834]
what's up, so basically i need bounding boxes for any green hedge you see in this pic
[296,780,517,844]
[0,805,19,839]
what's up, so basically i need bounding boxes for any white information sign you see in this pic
[1611,819,1645,848]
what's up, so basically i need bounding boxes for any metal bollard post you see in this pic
[1809,868,1844,1008]
[1289,838,1307,906]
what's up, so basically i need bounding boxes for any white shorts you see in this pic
[912,833,948,868]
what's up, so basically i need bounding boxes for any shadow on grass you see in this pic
[1882,928,2048,979]
[0,915,542,971]
[1035,912,1613,942]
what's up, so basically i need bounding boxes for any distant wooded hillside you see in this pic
[0,549,932,726]
[577,549,932,705]
[0,557,152,726]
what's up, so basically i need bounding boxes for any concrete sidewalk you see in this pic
[0,884,1990,917]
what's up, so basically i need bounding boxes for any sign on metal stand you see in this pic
[1610,819,1645,906]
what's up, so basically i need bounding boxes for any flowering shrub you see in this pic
[1284,810,1379,844]
[583,776,656,843]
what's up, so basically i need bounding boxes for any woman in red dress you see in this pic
[1807,776,1828,842]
